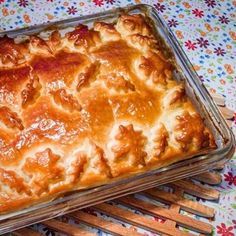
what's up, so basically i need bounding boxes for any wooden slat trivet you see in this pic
[193,171,222,185]
[12,228,42,236]
[171,179,219,200]
[144,187,215,218]
[210,92,234,127]
[117,195,212,233]
[12,93,233,236]
[69,211,142,236]
[12,171,221,236]
[43,219,95,236]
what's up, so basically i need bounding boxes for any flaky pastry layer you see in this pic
[0,14,215,213]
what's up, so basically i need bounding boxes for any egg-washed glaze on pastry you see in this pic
[0,14,216,213]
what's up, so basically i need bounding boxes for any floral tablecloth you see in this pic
[0,0,235,235]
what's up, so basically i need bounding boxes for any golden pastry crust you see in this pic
[0,14,216,213]
[0,36,29,65]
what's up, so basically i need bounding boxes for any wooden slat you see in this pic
[117,196,212,234]
[210,92,233,127]
[93,203,195,236]
[213,164,225,171]
[162,203,181,236]
[193,172,222,185]
[12,228,42,236]
[218,106,234,120]
[70,211,143,236]
[226,119,233,127]
[164,187,183,229]
[42,219,95,236]
[144,188,214,217]
[172,179,220,200]
[211,93,225,106]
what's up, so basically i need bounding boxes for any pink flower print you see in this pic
[105,0,115,4]
[214,47,226,56]
[93,0,104,7]
[185,40,197,50]
[154,3,166,13]
[224,172,236,186]
[196,37,209,48]
[233,220,236,229]
[17,0,28,7]
[192,9,204,18]
[168,19,179,27]
[216,223,235,236]
[0,0,5,4]
[67,6,78,15]
[219,15,230,24]
[205,0,216,8]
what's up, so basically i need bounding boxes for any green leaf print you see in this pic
[231,203,236,209]
[184,9,190,15]
[211,228,215,236]
[226,76,233,83]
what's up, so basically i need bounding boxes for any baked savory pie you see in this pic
[0,14,215,213]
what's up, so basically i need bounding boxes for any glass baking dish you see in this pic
[0,4,235,234]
